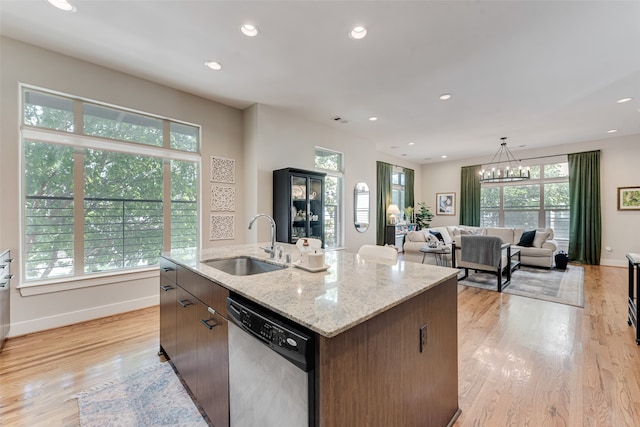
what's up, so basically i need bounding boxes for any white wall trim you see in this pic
[600,259,627,268]
[8,295,159,337]
[18,268,159,296]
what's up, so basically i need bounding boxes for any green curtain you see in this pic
[376,161,393,245]
[405,167,415,213]
[568,150,601,264]
[460,165,481,226]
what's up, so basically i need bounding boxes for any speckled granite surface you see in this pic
[163,243,458,338]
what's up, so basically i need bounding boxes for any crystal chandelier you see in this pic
[479,137,530,183]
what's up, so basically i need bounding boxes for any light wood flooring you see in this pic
[1,265,638,426]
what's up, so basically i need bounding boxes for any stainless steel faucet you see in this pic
[248,214,277,258]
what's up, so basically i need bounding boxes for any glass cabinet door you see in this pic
[308,176,323,241]
[290,175,308,243]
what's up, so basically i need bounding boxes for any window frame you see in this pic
[315,147,345,249]
[19,85,201,290]
[480,158,569,250]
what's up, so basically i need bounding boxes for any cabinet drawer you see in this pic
[159,257,177,284]
[176,265,229,318]
[0,250,12,281]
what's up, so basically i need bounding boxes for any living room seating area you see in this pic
[404,225,558,268]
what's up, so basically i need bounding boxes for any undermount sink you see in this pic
[202,256,287,276]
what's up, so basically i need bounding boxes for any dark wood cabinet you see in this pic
[175,286,199,389]
[273,167,326,246]
[159,258,177,359]
[160,256,230,426]
[196,303,230,427]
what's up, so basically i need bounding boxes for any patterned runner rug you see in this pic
[458,264,584,307]
[74,362,207,426]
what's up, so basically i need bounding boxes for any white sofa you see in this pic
[404,225,559,268]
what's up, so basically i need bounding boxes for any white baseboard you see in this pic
[8,295,159,337]
[600,259,627,268]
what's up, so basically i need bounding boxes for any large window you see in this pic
[480,159,569,250]
[22,88,200,281]
[315,148,344,249]
[391,168,406,215]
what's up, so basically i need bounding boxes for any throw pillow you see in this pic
[429,230,445,242]
[533,230,550,248]
[517,230,536,247]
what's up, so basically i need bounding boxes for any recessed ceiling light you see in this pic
[390,145,398,149]
[47,0,76,12]
[204,60,222,71]
[240,24,259,37]
[616,97,633,104]
[606,129,618,133]
[349,26,367,40]
[368,116,378,121]
[439,93,452,101]
[408,142,415,146]
[441,155,448,159]
[401,154,407,157]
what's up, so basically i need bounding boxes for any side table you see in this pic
[420,246,451,267]
[627,253,640,345]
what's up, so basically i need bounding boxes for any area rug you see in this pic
[458,264,584,307]
[74,362,208,427]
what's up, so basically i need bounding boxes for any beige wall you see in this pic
[1,37,243,335]
[421,134,640,267]
[243,104,422,253]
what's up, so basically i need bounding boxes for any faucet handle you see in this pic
[275,246,284,260]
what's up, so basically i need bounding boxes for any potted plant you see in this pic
[415,202,434,230]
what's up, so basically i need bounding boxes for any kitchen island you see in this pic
[161,244,460,427]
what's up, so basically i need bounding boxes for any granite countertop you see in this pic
[163,243,459,338]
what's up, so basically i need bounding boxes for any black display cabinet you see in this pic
[273,168,325,246]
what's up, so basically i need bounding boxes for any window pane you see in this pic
[504,210,539,229]
[480,210,499,227]
[480,187,500,208]
[546,210,570,240]
[24,90,74,132]
[504,184,540,208]
[527,165,541,179]
[24,141,75,279]
[84,104,163,146]
[544,162,568,178]
[315,148,342,171]
[171,160,198,249]
[84,149,164,273]
[544,182,570,208]
[170,122,199,152]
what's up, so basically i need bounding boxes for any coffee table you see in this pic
[420,245,451,267]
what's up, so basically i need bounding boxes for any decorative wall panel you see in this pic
[211,185,235,211]
[210,156,235,183]
[210,214,235,240]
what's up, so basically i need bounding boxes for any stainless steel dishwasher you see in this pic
[226,295,315,427]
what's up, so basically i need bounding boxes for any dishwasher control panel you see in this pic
[227,295,313,371]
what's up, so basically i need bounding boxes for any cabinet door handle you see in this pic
[200,318,219,330]
[162,267,174,272]
[177,299,192,308]
[0,281,7,288]
[160,285,174,292]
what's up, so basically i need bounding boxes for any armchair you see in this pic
[452,235,513,292]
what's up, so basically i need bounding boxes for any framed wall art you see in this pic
[617,186,640,211]
[436,192,456,216]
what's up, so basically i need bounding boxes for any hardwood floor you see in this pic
[1,265,638,426]
[0,307,165,426]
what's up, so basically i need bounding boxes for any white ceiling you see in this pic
[2,0,639,164]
